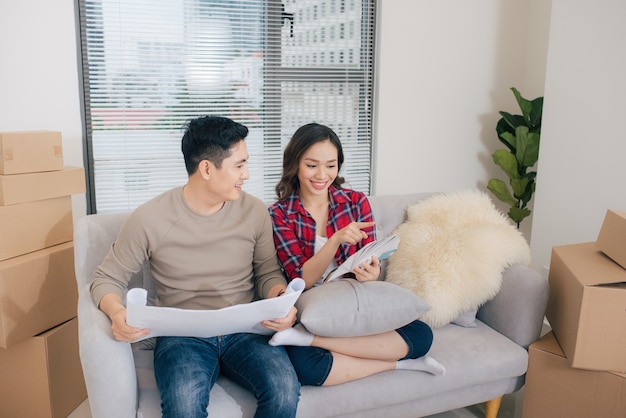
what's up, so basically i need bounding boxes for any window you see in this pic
[77,0,376,213]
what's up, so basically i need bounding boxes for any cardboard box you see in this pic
[522,331,626,418]
[0,195,73,261]
[0,131,63,174]
[547,242,626,373]
[597,209,626,269]
[0,242,77,348]
[0,166,85,206]
[0,318,87,418]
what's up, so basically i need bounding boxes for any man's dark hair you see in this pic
[181,116,249,175]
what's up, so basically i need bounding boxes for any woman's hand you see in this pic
[332,221,375,245]
[262,306,298,332]
[352,254,381,282]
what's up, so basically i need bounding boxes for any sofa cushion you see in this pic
[386,189,531,328]
[295,279,431,337]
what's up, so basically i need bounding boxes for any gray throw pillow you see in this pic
[295,279,431,337]
[451,308,478,327]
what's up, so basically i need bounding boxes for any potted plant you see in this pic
[487,87,543,228]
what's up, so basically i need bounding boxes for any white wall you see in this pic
[374,0,551,239]
[529,0,626,273]
[0,1,86,219]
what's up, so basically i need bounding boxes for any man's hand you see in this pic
[109,305,151,342]
[261,306,297,332]
[99,293,150,342]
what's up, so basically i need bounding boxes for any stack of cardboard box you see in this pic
[0,131,88,417]
[522,210,626,418]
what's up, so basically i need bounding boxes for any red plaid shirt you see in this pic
[268,186,376,281]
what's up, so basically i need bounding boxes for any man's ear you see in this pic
[198,160,211,180]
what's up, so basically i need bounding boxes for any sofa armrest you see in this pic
[477,264,549,349]
[74,214,138,418]
[77,283,138,418]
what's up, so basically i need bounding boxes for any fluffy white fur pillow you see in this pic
[385,189,531,328]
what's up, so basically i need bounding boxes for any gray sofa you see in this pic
[74,192,549,418]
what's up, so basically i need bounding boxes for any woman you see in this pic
[268,123,445,386]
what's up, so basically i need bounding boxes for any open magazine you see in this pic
[323,234,400,283]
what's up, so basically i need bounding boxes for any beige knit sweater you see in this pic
[91,187,286,310]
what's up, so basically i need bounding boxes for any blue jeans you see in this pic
[154,334,300,418]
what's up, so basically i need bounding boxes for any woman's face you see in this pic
[297,139,339,199]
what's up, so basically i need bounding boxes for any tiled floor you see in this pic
[68,390,524,418]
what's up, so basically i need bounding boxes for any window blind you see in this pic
[78,0,376,213]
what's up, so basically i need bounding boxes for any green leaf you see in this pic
[519,179,536,207]
[496,118,516,152]
[498,111,526,132]
[512,87,533,125]
[509,206,531,224]
[492,149,520,180]
[514,127,540,168]
[499,131,517,152]
[510,177,530,199]
[525,132,540,166]
[529,96,543,130]
[487,178,517,206]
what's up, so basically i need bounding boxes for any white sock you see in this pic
[269,323,314,347]
[396,355,446,375]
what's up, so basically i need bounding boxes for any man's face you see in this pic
[208,140,250,202]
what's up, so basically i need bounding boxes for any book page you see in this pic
[324,234,399,282]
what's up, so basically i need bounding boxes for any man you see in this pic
[91,116,300,418]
